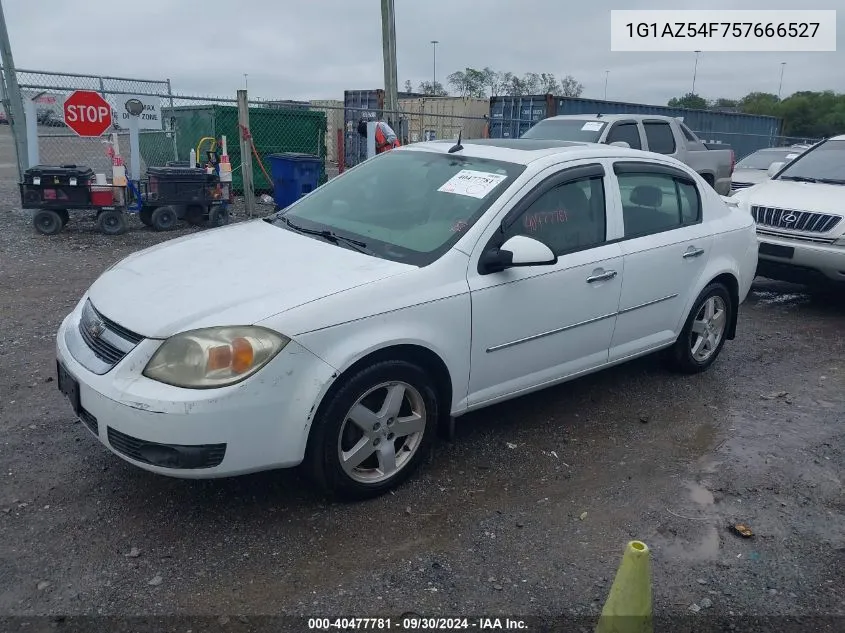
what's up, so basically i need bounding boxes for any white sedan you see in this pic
[56,139,758,498]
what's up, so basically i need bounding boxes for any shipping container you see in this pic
[488,94,557,139]
[309,99,344,165]
[143,104,327,193]
[343,89,424,168]
[398,96,489,143]
[489,95,783,160]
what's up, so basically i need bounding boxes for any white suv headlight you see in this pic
[143,326,289,389]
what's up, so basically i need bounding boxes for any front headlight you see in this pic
[143,326,289,389]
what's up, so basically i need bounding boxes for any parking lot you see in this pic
[1,128,844,628]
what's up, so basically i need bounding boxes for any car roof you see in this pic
[402,138,667,166]
[830,134,845,141]
[541,113,681,122]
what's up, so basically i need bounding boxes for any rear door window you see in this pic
[606,123,642,150]
[643,122,677,154]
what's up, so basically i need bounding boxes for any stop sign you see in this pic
[63,90,113,137]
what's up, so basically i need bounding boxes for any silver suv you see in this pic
[728,136,845,287]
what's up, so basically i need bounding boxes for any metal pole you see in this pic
[778,62,786,99]
[128,112,141,181]
[431,40,438,94]
[98,76,106,99]
[166,78,177,161]
[691,50,701,94]
[381,0,398,125]
[23,97,38,167]
[604,70,609,100]
[0,0,28,180]
[237,89,256,217]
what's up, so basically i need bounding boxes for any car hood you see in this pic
[734,178,845,215]
[731,168,769,185]
[87,220,414,338]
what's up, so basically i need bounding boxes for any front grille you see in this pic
[750,206,842,234]
[107,427,227,469]
[78,300,143,369]
[731,181,754,190]
[79,409,98,435]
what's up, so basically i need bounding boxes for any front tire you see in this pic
[97,210,127,235]
[151,205,178,231]
[666,283,732,374]
[305,360,439,500]
[33,209,64,235]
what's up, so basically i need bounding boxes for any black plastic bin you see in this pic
[146,166,219,205]
[20,164,95,208]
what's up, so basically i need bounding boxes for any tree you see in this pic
[403,80,413,92]
[667,93,708,109]
[559,74,584,97]
[736,92,780,116]
[446,67,487,98]
[710,97,738,111]
[481,67,505,97]
[416,80,448,96]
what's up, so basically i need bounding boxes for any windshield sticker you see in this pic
[438,170,508,199]
[581,121,604,131]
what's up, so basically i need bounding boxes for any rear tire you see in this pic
[97,210,127,235]
[151,206,177,231]
[304,360,439,500]
[33,209,63,235]
[207,206,229,228]
[665,283,732,374]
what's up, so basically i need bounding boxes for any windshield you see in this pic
[736,148,802,170]
[775,139,845,184]
[521,119,606,142]
[274,149,525,266]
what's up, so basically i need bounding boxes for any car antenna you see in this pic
[448,130,464,153]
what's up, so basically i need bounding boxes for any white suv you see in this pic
[729,135,845,287]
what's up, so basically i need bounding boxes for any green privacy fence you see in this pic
[140,104,327,193]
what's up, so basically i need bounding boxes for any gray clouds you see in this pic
[4,0,842,104]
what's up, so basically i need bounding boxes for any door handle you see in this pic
[683,247,705,259]
[586,270,618,283]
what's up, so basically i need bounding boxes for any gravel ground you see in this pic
[1,128,844,631]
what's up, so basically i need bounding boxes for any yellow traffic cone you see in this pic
[595,541,653,633]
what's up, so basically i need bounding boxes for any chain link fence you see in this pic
[0,65,825,199]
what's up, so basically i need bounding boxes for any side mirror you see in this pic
[608,141,631,148]
[479,235,557,274]
[767,161,784,177]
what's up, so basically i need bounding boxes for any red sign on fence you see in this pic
[63,90,112,137]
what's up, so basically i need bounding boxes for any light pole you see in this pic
[691,50,701,95]
[603,70,609,100]
[244,73,248,91]
[430,40,438,95]
[778,62,786,99]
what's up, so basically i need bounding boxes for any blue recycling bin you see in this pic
[267,152,323,209]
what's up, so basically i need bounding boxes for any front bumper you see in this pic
[55,301,339,478]
[756,233,845,285]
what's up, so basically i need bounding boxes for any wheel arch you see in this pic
[705,271,740,339]
[307,343,455,441]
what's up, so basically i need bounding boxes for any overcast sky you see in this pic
[3,0,842,104]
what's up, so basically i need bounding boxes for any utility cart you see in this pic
[138,166,231,232]
[20,164,232,236]
[20,164,134,236]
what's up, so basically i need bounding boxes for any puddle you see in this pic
[685,481,715,505]
[752,290,811,307]
[660,525,721,561]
